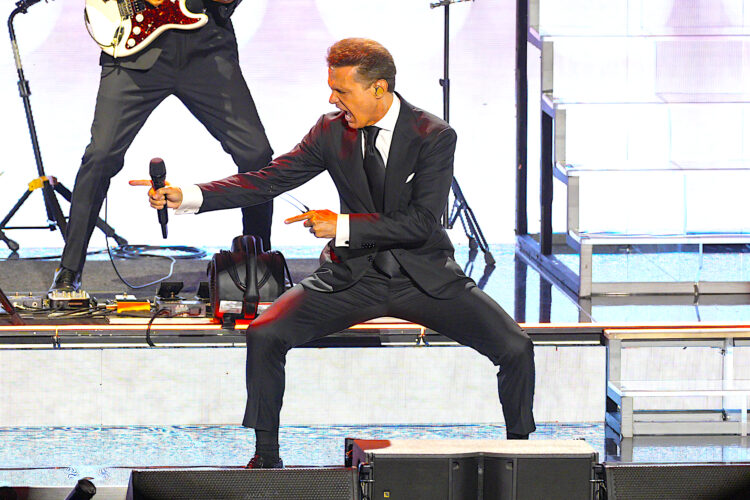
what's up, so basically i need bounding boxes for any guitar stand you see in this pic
[430,0,495,267]
[3,0,128,253]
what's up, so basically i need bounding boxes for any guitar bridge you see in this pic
[118,0,146,19]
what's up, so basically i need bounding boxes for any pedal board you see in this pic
[48,290,92,309]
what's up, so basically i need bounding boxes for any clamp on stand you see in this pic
[2,0,127,254]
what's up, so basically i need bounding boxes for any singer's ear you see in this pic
[373,78,389,97]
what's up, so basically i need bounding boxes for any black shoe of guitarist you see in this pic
[48,267,82,296]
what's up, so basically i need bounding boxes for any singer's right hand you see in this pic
[129,180,184,209]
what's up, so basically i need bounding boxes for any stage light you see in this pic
[64,478,96,500]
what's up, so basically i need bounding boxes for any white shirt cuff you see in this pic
[335,213,350,247]
[174,184,203,214]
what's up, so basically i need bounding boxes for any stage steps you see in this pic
[518,1,750,300]
[605,327,750,439]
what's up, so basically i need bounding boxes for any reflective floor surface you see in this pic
[3,422,750,487]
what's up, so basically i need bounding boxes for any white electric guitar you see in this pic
[84,0,208,58]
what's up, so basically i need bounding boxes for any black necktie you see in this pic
[362,126,399,277]
[363,126,386,212]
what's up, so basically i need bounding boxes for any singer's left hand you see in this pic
[285,210,337,238]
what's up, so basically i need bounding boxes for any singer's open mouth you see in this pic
[337,105,353,123]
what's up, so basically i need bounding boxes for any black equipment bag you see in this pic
[208,235,291,322]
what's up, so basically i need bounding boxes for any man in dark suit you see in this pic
[139,38,536,468]
[48,0,273,294]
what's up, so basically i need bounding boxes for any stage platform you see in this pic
[2,244,750,495]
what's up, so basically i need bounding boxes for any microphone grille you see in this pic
[149,157,166,177]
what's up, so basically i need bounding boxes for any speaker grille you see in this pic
[605,463,750,500]
[128,468,356,500]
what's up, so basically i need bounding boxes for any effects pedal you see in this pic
[48,290,92,309]
[8,292,45,310]
[153,281,207,318]
[154,298,206,318]
[115,294,151,314]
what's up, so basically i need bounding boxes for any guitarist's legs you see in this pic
[175,50,274,250]
[60,64,172,276]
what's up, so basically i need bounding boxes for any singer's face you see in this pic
[328,66,380,129]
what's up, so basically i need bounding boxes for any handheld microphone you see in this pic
[149,158,168,239]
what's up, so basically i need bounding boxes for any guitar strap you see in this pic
[205,0,243,25]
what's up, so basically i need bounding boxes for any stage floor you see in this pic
[3,422,750,487]
[2,243,750,324]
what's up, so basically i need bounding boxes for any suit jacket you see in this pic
[197,94,473,298]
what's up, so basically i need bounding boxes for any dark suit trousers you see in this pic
[61,29,273,273]
[243,267,536,436]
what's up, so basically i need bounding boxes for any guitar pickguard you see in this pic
[123,0,202,50]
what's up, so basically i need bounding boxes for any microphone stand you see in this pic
[2,0,128,254]
[430,0,495,266]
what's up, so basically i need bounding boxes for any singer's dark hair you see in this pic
[327,38,397,93]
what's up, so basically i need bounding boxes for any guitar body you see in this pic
[84,0,208,58]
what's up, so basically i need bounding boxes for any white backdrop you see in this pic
[0,0,517,251]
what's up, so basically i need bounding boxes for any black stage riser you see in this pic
[349,439,599,500]
[126,469,357,500]
[365,456,595,500]
[123,458,597,500]
[604,463,750,500]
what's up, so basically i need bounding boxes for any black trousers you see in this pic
[61,28,273,274]
[243,267,536,436]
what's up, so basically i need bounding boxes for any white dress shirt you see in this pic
[335,94,400,246]
[176,95,402,249]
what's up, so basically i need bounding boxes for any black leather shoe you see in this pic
[507,432,530,440]
[245,454,284,469]
[48,267,82,295]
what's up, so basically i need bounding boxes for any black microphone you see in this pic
[149,158,168,239]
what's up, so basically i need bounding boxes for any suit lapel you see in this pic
[334,97,419,213]
[337,122,375,211]
[383,97,419,211]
